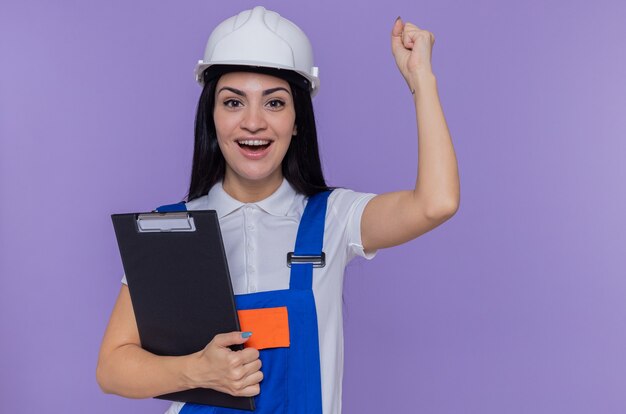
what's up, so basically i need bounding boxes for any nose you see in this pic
[240,105,268,133]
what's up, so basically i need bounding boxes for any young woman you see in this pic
[97,6,459,414]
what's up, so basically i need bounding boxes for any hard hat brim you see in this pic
[195,61,319,97]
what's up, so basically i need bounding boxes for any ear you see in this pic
[292,125,298,136]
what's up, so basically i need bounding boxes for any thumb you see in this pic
[212,331,252,348]
[391,16,404,53]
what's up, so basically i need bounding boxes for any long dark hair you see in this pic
[186,67,330,201]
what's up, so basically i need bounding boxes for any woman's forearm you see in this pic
[410,70,460,218]
[97,285,261,399]
[97,344,197,398]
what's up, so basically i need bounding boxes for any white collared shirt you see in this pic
[125,179,376,414]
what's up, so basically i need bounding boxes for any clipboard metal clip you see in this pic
[286,252,326,268]
[136,212,197,233]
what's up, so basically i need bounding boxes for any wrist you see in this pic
[408,70,436,94]
[179,352,202,390]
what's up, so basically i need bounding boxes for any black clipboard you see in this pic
[111,210,255,411]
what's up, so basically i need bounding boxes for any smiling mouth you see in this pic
[236,139,272,152]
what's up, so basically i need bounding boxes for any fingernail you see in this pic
[395,16,401,22]
[241,332,252,338]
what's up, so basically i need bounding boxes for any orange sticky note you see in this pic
[237,306,290,350]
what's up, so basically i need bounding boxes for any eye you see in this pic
[223,99,243,108]
[266,99,285,109]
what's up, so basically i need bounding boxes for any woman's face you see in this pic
[213,71,296,191]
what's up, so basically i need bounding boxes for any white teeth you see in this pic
[237,139,270,146]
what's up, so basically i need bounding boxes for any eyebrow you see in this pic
[217,86,291,96]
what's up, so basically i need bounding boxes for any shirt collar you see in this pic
[255,178,297,217]
[206,178,297,218]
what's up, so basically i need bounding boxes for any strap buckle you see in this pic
[286,252,326,268]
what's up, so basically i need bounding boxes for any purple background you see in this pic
[1,0,625,413]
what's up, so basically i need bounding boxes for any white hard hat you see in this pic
[195,6,320,96]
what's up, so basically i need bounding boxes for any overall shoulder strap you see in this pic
[289,190,332,290]
[155,201,187,212]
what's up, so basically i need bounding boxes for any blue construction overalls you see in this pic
[158,190,330,414]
